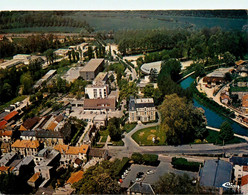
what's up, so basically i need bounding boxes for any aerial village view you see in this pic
[0,1,247,194]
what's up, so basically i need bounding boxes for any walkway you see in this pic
[206,126,248,141]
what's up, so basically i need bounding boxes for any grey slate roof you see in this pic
[200,160,232,188]
[230,156,248,166]
[128,182,155,194]
[21,130,36,137]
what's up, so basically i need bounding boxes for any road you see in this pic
[107,112,248,158]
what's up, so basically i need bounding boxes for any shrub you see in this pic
[143,154,159,166]
[171,157,202,172]
[131,153,143,164]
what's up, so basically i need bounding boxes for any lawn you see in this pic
[0,95,27,112]
[205,130,245,145]
[132,125,166,146]
[99,130,109,143]
[123,123,137,133]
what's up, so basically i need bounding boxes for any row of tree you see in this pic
[115,28,247,62]
[0,11,94,33]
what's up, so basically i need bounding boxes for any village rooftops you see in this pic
[81,58,104,72]
[12,140,39,149]
[28,172,41,183]
[36,130,63,138]
[20,117,40,131]
[54,144,89,155]
[66,170,84,185]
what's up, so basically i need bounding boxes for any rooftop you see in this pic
[93,72,108,85]
[242,95,248,108]
[81,58,104,72]
[230,156,248,166]
[66,170,84,185]
[28,172,41,183]
[200,160,232,188]
[129,98,155,111]
[84,98,116,110]
[128,182,155,194]
[3,111,18,121]
[36,130,63,138]
[12,139,39,149]
[54,144,89,155]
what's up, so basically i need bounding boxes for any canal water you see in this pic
[180,77,248,136]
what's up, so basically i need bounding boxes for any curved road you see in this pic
[107,113,248,158]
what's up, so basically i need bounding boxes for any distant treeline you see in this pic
[0,11,94,33]
[134,10,248,19]
[115,28,248,59]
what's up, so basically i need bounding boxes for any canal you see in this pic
[180,77,248,136]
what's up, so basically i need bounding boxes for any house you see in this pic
[11,155,35,176]
[236,60,248,67]
[54,49,69,57]
[11,139,40,157]
[0,152,17,166]
[20,131,36,140]
[34,69,57,89]
[233,165,248,184]
[127,182,155,195]
[84,98,116,112]
[203,68,232,86]
[28,172,42,188]
[36,130,64,147]
[129,98,156,123]
[0,120,7,130]
[242,95,248,115]
[93,114,107,128]
[241,175,248,194]
[3,110,18,122]
[220,91,230,105]
[79,59,104,80]
[54,144,89,166]
[0,166,14,174]
[1,130,13,142]
[88,148,108,160]
[19,117,40,131]
[200,159,233,188]
[0,142,11,154]
[0,59,23,69]
[236,64,248,77]
[66,170,84,185]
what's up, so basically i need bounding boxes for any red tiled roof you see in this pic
[243,166,248,172]
[2,130,12,137]
[4,111,18,121]
[242,95,248,108]
[0,120,7,129]
[12,139,39,149]
[242,175,248,186]
[28,172,40,183]
[66,170,84,184]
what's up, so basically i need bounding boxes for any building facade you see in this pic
[80,59,104,80]
[129,98,156,123]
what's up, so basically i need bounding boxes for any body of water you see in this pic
[180,77,248,136]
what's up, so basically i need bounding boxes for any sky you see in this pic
[0,0,247,10]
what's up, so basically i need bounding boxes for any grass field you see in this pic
[123,123,137,133]
[2,12,246,33]
[132,125,166,146]
[206,130,245,145]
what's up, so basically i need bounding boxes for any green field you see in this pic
[132,125,166,146]
[70,12,247,31]
[123,123,137,133]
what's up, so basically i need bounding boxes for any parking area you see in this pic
[121,161,198,188]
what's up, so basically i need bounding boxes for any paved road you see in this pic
[108,112,248,158]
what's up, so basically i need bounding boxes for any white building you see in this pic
[85,72,110,99]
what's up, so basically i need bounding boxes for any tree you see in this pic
[219,121,234,144]
[107,117,122,141]
[194,63,205,77]
[159,94,207,145]
[44,49,55,65]
[87,46,93,60]
[161,58,181,82]
[224,72,232,82]
[154,173,202,194]
[20,72,33,94]
[149,68,158,83]
[223,51,235,66]
[143,84,154,98]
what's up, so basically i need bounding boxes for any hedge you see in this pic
[131,153,159,166]
[171,157,202,172]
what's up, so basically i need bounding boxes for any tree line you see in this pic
[0,11,94,33]
[115,28,247,61]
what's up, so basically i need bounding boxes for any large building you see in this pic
[80,59,104,80]
[83,98,116,112]
[85,72,109,99]
[129,98,156,123]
